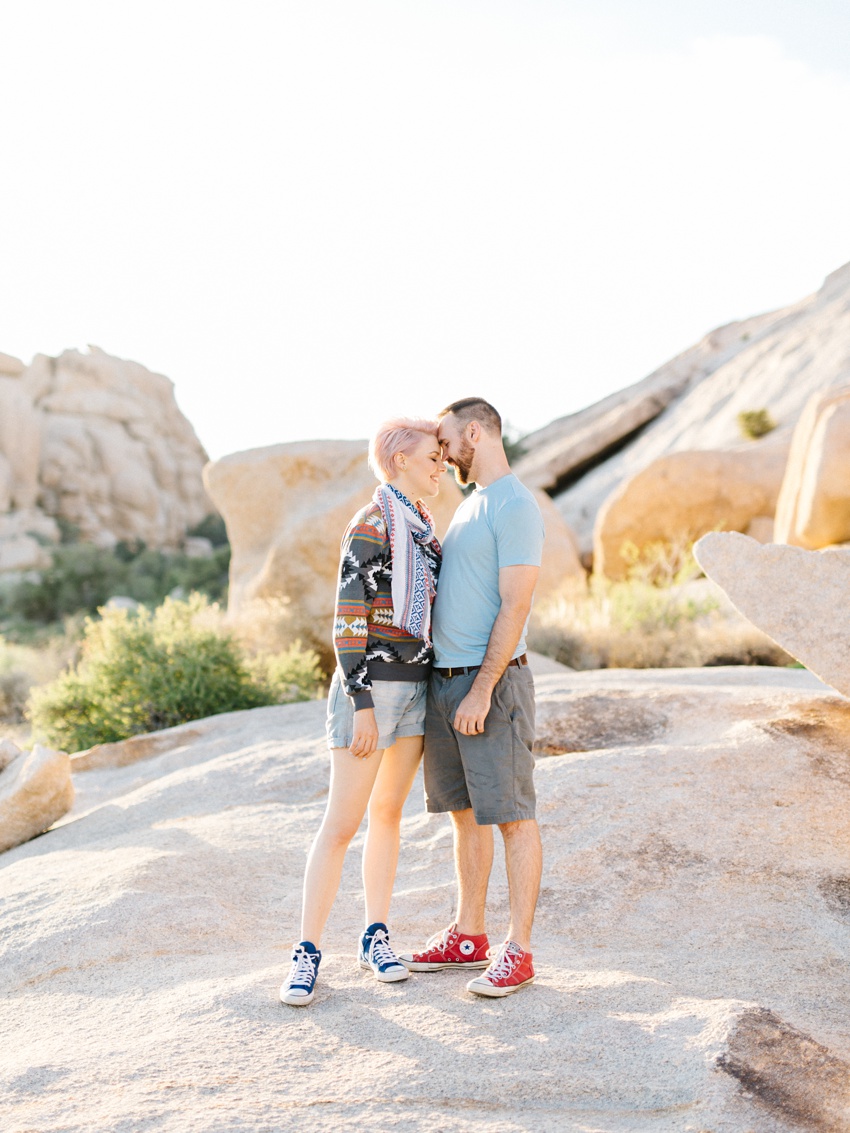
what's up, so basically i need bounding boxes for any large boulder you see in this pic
[534,489,585,596]
[540,262,850,557]
[0,508,60,573]
[593,437,789,580]
[0,741,74,854]
[694,531,850,699]
[774,385,850,548]
[0,346,210,557]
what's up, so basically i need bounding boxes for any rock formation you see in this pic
[517,262,850,565]
[774,385,850,549]
[594,436,789,579]
[3,666,850,1130]
[694,531,850,699]
[0,740,74,853]
[205,441,584,661]
[0,346,210,570]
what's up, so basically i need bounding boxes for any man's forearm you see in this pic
[470,601,529,695]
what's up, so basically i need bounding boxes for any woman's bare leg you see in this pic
[362,735,423,927]
[300,747,385,945]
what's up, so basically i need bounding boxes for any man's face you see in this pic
[438,414,476,487]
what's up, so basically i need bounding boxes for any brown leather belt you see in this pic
[434,653,528,678]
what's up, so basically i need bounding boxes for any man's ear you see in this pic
[467,421,481,443]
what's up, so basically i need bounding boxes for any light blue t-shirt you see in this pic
[432,473,545,667]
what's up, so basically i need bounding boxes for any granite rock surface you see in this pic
[3,666,850,1131]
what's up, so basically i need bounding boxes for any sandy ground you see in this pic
[2,667,849,1132]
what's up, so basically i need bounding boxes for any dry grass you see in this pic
[0,631,80,747]
[529,571,792,671]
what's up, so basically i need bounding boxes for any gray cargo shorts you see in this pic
[423,662,536,825]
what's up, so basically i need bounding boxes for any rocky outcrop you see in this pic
[3,667,850,1130]
[0,346,210,566]
[0,741,74,853]
[694,531,850,699]
[774,386,850,549]
[514,309,783,497]
[532,489,585,594]
[0,509,59,573]
[205,442,583,659]
[535,262,850,558]
[594,437,789,579]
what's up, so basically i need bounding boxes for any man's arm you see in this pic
[453,563,539,736]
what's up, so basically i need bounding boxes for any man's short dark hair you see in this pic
[438,397,502,436]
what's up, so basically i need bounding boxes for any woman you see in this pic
[280,417,446,1006]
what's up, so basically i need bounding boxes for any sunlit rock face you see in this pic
[774,385,850,549]
[695,530,850,701]
[4,666,850,1129]
[518,262,850,562]
[593,436,789,580]
[0,740,74,854]
[0,346,210,566]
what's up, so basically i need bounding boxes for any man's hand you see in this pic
[350,707,379,758]
[453,687,492,735]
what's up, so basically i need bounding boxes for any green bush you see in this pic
[248,641,325,704]
[28,595,323,751]
[1,541,231,626]
[738,409,776,440]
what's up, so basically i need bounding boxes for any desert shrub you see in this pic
[528,548,792,670]
[1,540,231,626]
[28,595,324,752]
[0,633,75,725]
[248,641,325,703]
[738,409,776,440]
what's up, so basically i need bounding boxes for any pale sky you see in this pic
[1,0,849,459]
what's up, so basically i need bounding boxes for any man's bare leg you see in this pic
[450,807,494,936]
[498,817,542,952]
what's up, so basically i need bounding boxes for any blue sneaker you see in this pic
[280,941,321,1005]
[358,922,409,983]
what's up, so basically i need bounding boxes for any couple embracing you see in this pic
[280,397,545,1006]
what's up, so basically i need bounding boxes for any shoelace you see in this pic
[289,947,317,986]
[424,925,458,953]
[484,944,519,981]
[370,929,401,967]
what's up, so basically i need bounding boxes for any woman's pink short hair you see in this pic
[368,417,440,482]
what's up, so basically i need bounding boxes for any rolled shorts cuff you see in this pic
[328,722,425,750]
[424,798,536,825]
[326,670,427,751]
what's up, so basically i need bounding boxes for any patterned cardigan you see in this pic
[333,502,442,710]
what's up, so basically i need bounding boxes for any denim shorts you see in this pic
[326,671,428,751]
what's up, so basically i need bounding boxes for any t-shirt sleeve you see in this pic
[493,495,545,568]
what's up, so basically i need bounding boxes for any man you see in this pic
[399,397,545,997]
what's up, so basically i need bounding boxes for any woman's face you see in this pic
[393,433,446,500]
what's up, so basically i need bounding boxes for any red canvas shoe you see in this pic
[466,940,534,997]
[398,923,490,971]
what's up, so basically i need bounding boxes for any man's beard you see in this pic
[451,438,476,486]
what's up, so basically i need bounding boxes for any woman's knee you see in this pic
[368,799,404,830]
[316,819,360,849]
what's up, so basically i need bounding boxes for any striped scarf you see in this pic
[373,483,438,645]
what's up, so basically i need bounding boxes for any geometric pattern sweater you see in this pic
[333,501,442,710]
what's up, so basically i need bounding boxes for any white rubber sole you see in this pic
[466,975,535,997]
[398,956,491,972]
[280,986,315,1006]
[359,959,410,982]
